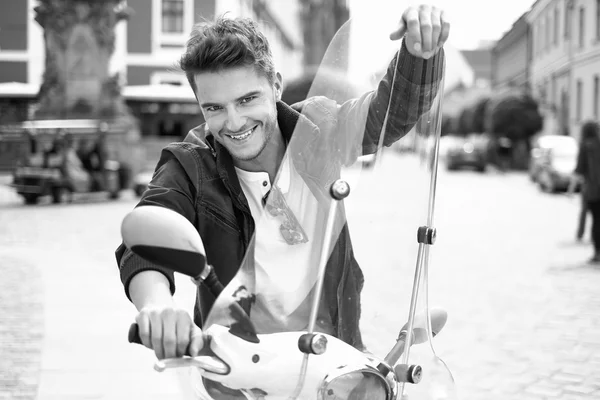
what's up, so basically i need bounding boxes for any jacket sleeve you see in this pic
[115,145,198,302]
[336,39,445,163]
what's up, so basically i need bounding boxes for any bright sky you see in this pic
[349,0,537,50]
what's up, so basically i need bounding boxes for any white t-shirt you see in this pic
[235,155,333,334]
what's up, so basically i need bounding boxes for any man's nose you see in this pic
[225,107,247,133]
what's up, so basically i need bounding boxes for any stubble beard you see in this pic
[235,111,278,162]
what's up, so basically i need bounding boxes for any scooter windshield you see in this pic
[174,11,456,400]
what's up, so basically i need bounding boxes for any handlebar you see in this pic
[128,322,230,375]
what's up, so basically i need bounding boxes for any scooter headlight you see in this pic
[319,364,396,400]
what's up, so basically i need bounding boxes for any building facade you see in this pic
[441,48,492,121]
[124,0,303,88]
[526,0,600,139]
[121,0,303,142]
[491,12,531,94]
[0,0,303,138]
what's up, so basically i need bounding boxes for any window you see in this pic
[159,119,184,137]
[594,76,599,119]
[565,1,571,39]
[576,79,583,121]
[533,25,537,56]
[546,13,551,51]
[162,0,184,33]
[579,6,585,48]
[597,0,600,39]
[540,20,545,52]
[551,75,557,108]
[554,7,560,45]
[560,90,570,136]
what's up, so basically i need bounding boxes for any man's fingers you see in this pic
[161,310,178,359]
[404,8,422,53]
[188,327,205,357]
[135,312,152,349]
[430,8,443,50]
[418,6,433,54]
[438,10,451,47]
[392,6,451,57]
[175,312,192,357]
[149,311,165,360]
[134,308,197,360]
[389,20,406,41]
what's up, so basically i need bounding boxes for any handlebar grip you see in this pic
[128,322,143,344]
[127,322,229,375]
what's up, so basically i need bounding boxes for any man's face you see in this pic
[194,66,281,163]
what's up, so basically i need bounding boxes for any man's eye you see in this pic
[241,96,256,104]
[206,106,221,112]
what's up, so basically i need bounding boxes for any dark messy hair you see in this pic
[581,120,600,141]
[179,16,276,94]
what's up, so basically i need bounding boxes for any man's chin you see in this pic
[231,150,262,162]
[228,144,264,162]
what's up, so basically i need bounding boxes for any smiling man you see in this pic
[115,5,449,363]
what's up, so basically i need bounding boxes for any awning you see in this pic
[0,82,197,103]
[122,84,196,102]
[0,82,39,98]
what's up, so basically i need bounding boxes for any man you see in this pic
[115,4,449,361]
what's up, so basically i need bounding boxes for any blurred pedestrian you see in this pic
[575,183,588,241]
[572,120,600,263]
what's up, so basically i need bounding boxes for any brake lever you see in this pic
[154,355,230,374]
[128,323,230,375]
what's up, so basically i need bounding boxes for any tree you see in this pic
[440,114,456,136]
[456,107,475,136]
[471,97,490,134]
[486,92,543,141]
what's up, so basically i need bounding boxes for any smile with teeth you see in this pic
[227,126,256,141]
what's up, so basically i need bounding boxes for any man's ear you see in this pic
[274,72,283,101]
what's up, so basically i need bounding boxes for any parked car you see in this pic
[357,153,376,169]
[445,135,488,172]
[529,134,580,192]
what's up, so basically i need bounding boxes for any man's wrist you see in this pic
[129,270,176,311]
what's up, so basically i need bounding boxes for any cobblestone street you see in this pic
[0,153,599,399]
[0,254,44,400]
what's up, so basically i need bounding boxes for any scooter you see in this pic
[120,7,456,400]
[122,204,449,400]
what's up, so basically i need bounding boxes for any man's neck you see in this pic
[234,125,286,183]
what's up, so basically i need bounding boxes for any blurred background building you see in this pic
[440,0,600,173]
[6,0,597,174]
[0,0,350,171]
[491,13,531,95]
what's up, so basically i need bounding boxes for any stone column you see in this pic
[33,0,132,120]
